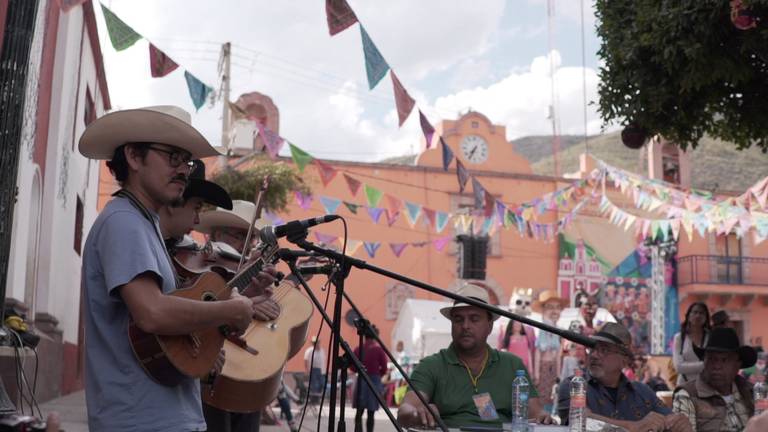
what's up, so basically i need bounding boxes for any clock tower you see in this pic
[415,111,532,174]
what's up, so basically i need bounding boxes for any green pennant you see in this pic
[101,4,142,51]
[364,184,383,208]
[289,143,313,172]
[343,201,360,214]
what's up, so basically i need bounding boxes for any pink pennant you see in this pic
[389,243,408,257]
[423,208,436,227]
[343,173,362,196]
[314,232,339,246]
[295,191,313,210]
[149,43,179,78]
[385,210,399,227]
[418,110,435,149]
[484,191,495,218]
[326,0,358,36]
[385,194,403,216]
[391,71,415,127]
[314,159,338,187]
[257,123,285,159]
[432,236,451,252]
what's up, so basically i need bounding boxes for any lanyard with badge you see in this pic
[461,348,499,421]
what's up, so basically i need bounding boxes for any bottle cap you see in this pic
[574,368,583,376]
[516,369,525,377]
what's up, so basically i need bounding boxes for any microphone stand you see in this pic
[278,250,409,432]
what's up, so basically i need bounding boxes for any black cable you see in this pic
[10,329,42,418]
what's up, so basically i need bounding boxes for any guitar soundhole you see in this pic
[202,292,217,302]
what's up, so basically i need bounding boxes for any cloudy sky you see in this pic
[96,0,609,162]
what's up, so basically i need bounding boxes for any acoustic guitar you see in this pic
[128,240,281,386]
[202,273,313,412]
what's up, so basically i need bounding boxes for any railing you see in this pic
[677,255,768,286]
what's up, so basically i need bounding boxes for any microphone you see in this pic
[297,263,335,275]
[261,215,341,244]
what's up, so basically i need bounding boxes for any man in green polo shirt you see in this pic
[397,284,554,428]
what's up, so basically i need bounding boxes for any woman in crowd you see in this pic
[672,302,710,385]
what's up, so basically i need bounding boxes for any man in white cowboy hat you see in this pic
[673,327,758,432]
[397,283,553,428]
[78,106,278,432]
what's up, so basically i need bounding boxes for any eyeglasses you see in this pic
[586,345,628,357]
[148,145,194,169]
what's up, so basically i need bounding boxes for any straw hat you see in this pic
[79,105,221,160]
[196,200,268,234]
[531,290,568,313]
[439,283,500,321]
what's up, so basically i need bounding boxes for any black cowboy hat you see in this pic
[693,327,757,369]
[183,160,233,210]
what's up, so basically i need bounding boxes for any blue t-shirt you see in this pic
[82,197,206,432]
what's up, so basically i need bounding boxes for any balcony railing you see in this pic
[677,255,768,286]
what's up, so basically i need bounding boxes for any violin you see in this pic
[172,237,242,281]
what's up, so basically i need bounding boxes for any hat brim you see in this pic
[693,345,758,369]
[439,304,500,321]
[184,179,233,210]
[79,108,221,160]
[531,297,568,313]
[196,211,268,235]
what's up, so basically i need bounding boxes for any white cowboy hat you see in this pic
[196,200,268,234]
[440,283,500,321]
[531,290,568,313]
[78,105,221,160]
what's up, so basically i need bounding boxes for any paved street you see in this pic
[40,391,400,432]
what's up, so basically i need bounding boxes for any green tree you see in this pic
[211,159,312,212]
[595,0,768,151]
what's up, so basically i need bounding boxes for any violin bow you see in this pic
[237,175,270,272]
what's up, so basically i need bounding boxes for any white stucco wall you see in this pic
[9,4,107,344]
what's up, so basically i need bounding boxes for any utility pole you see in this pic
[219,42,232,164]
[547,0,561,177]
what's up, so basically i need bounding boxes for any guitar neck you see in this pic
[225,243,279,294]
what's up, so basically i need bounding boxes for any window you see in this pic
[74,196,84,255]
[84,87,96,126]
[450,193,501,256]
[715,233,742,284]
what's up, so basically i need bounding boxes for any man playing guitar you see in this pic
[78,106,277,432]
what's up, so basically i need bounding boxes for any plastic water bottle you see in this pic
[511,369,529,432]
[755,375,768,416]
[569,368,587,432]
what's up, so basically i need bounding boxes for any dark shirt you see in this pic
[352,341,388,376]
[558,372,670,424]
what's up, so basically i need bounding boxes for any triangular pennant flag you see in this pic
[496,201,507,226]
[256,123,285,159]
[314,159,338,187]
[432,236,451,252]
[149,43,179,78]
[670,219,681,241]
[385,210,399,227]
[418,110,435,149]
[264,210,284,226]
[343,201,360,214]
[366,206,385,223]
[423,208,436,228]
[364,184,383,207]
[363,242,381,258]
[289,143,313,172]
[346,239,363,256]
[385,194,403,216]
[405,202,422,227]
[411,241,429,248]
[440,137,454,171]
[100,4,142,51]
[456,160,470,193]
[325,0,358,36]
[314,232,339,246]
[471,177,485,209]
[184,71,213,111]
[389,243,408,258]
[319,196,342,215]
[295,191,313,210]
[484,191,495,218]
[343,173,362,196]
[391,71,415,127]
[360,26,389,90]
[435,212,450,233]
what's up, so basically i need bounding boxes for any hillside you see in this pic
[531,132,768,193]
[511,135,592,164]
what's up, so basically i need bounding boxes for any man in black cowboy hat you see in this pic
[558,322,691,432]
[672,327,757,432]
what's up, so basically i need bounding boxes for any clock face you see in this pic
[460,135,489,164]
